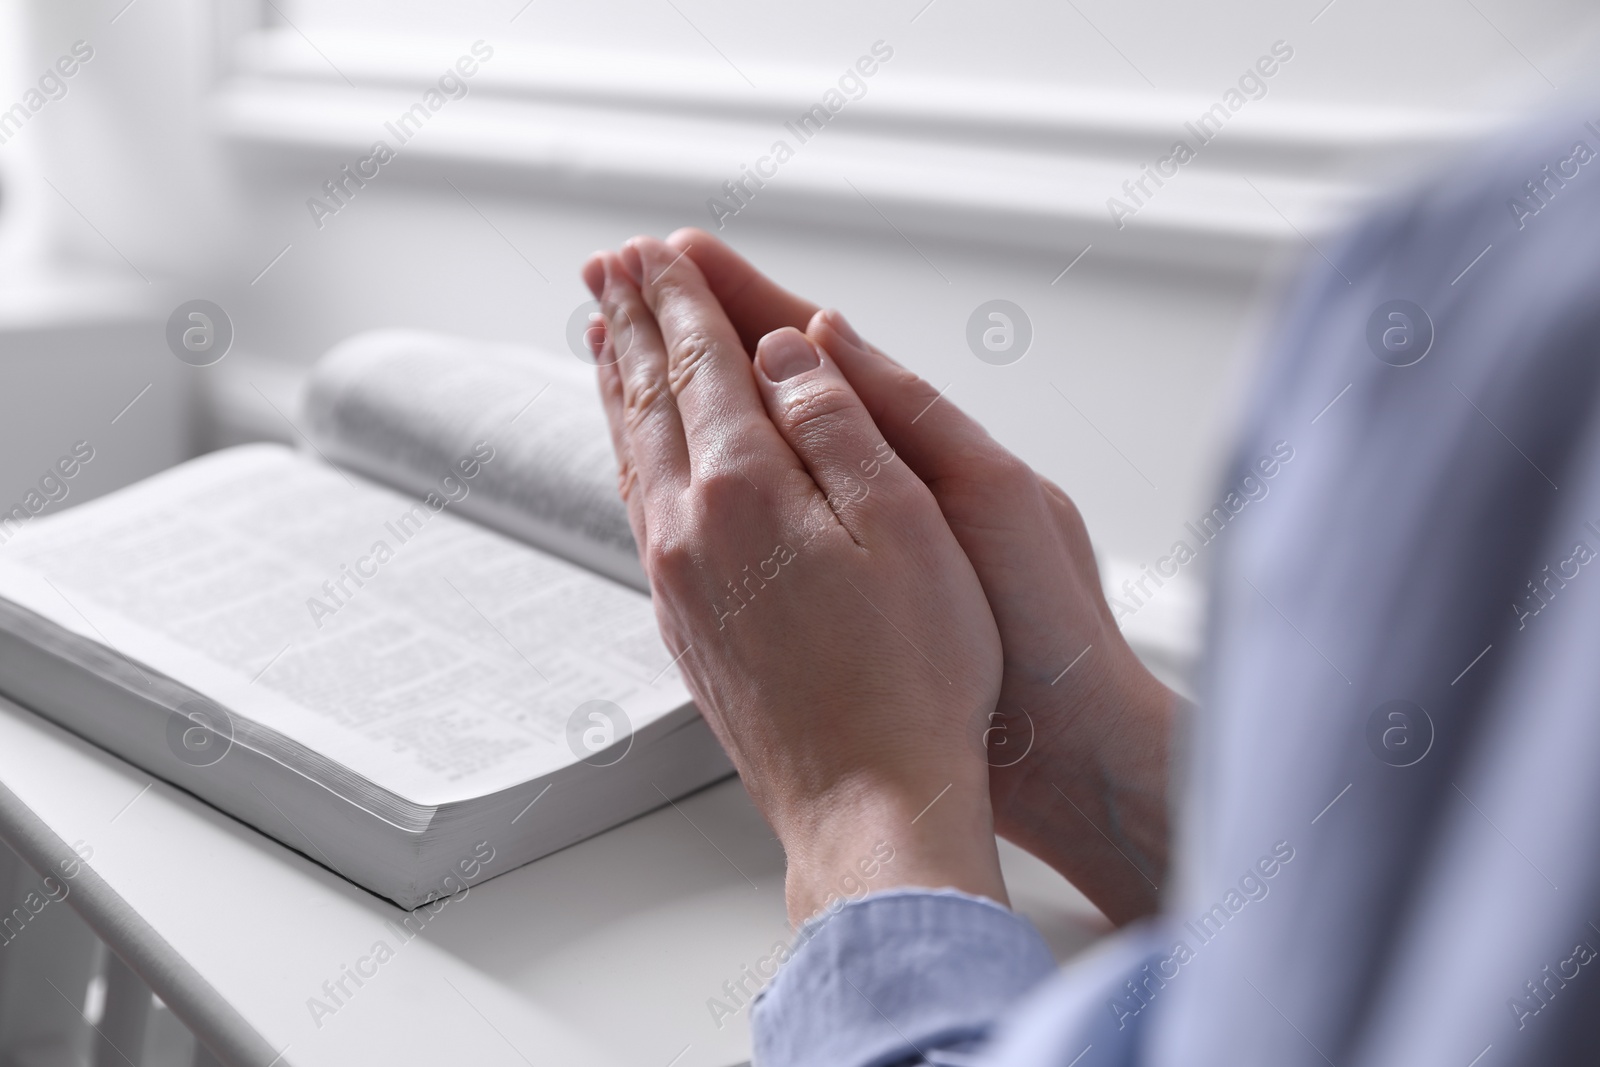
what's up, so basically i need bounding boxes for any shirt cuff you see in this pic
[752,888,1058,1067]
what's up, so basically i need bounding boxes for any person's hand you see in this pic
[660,229,1177,924]
[580,237,1011,924]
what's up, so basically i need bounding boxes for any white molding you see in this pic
[212,30,1500,270]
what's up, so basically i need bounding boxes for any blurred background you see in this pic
[2,0,1597,639]
[0,1,1597,1063]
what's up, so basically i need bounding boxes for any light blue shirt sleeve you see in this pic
[751,889,1058,1067]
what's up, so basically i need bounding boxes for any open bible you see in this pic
[0,330,731,908]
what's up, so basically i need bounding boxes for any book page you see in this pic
[0,445,690,806]
[301,329,645,590]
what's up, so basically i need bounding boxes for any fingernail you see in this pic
[827,309,864,348]
[581,255,605,299]
[757,329,820,382]
[620,242,645,286]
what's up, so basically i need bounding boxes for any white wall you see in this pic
[5,0,1598,571]
[275,0,1592,107]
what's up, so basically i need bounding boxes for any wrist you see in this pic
[991,648,1176,924]
[775,771,1008,925]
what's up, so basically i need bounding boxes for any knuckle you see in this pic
[891,365,929,395]
[986,452,1038,495]
[889,367,937,412]
[780,382,859,442]
[666,329,720,398]
[614,454,640,504]
[693,468,751,516]
[1041,475,1088,528]
[622,374,674,434]
[644,531,696,585]
[980,453,1048,513]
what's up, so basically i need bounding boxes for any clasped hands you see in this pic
[580,232,1176,927]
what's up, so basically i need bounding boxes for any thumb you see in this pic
[750,327,928,542]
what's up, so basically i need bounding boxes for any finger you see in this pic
[665,228,820,354]
[580,251,605,301]
[751,327,930,542]
[593,339,650,559]
[806,308,1017,488]
[598,251,691,508]
[627,235,793,480]
[588,276,648,552]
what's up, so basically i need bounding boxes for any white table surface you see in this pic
[0,694,1109,1067]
